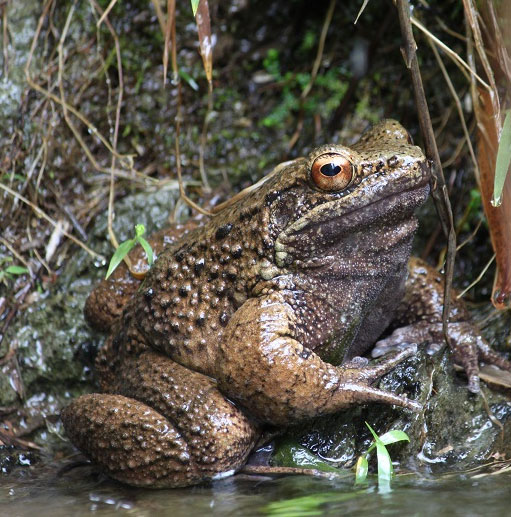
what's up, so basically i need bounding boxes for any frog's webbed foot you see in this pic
[372,321,511,394]
[62,352,259,488]
[338,346,421,411]
[450,325,511,393]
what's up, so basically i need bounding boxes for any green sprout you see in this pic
[105,224,154,279]
[0,263,29,284]
[354,422,410,491]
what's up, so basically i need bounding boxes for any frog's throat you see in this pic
[274,165,430,268]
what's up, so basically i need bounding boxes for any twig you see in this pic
[166,0,212,216]
[96,0,118,28]
[288,0,336,151]
[0,182,104,261]
[25,1,135,175]
[239,464,345,480]
[456,254,495,299]
[428,41,478,175]
[456,219,482,253]
[0,237,32,276]
[462,0,500,128]
[301,0,336,99]
[90,0,126,256]
[150,0,166,36]
[396,0,456,344]
[411,16,490,90]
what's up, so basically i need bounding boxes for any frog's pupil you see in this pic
[320,163,341,176]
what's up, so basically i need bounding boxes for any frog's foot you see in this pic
[338,346,421,411]
[62,352,259,488]
[372,321,511,394]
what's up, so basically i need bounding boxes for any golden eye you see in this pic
[311,153,354,191]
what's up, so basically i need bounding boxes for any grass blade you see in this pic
[190,0,200,16]
[379,429,410,446]
[492,109,511,207]
[138,236,154,266]
[5,265,29,275]
[106,238,135,279]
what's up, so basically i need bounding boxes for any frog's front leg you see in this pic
[215,293,420,426]
[62,351,259,488]
[372,257,511,393]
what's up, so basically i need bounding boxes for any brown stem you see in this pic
[395,0,456,344]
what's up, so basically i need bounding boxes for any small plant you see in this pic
[260,47,348,129]
[0,257,29,285]
[105,224,154,279]
[354,422,410,491]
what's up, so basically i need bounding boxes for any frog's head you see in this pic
[264,120,430,273]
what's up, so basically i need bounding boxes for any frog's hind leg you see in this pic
[61,352,259,488]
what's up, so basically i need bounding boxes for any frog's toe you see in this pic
[372,340,417,358]
[474,336,511,373]
[345,346,417,383]
[343,356,369,368]
[371,345,417,374]
[339,382,422,411]
[452,332,511,393]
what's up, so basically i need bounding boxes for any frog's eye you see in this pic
[311,153,354,191]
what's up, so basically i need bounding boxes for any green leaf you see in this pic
[492,109,511,207]
[365,422,393,489]
[354,455,368,484]
[375,441,393,481]
[191,0,200,17]
[138,236,154,266]
[379,429,410,446]
[179,68,199,91]
[5,265,29,275]
[105,239,135,279]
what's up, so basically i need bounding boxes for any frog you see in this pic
[62,120,511,488]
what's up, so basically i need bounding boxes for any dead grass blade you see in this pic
[195,0,213,83]
[163,0,176,86]
[467,1,511,308]
[96,0,118,28]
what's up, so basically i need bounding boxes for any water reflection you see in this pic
[2,463,510,516]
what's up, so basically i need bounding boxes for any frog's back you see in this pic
[122,202,271,376]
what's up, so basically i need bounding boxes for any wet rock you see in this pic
[279,344,511,473]
[0,188,180,453]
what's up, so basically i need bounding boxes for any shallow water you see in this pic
[2,463,510,517]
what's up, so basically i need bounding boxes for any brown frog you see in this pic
[62,120,510,488]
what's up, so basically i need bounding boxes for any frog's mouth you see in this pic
[275,159,430,267]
